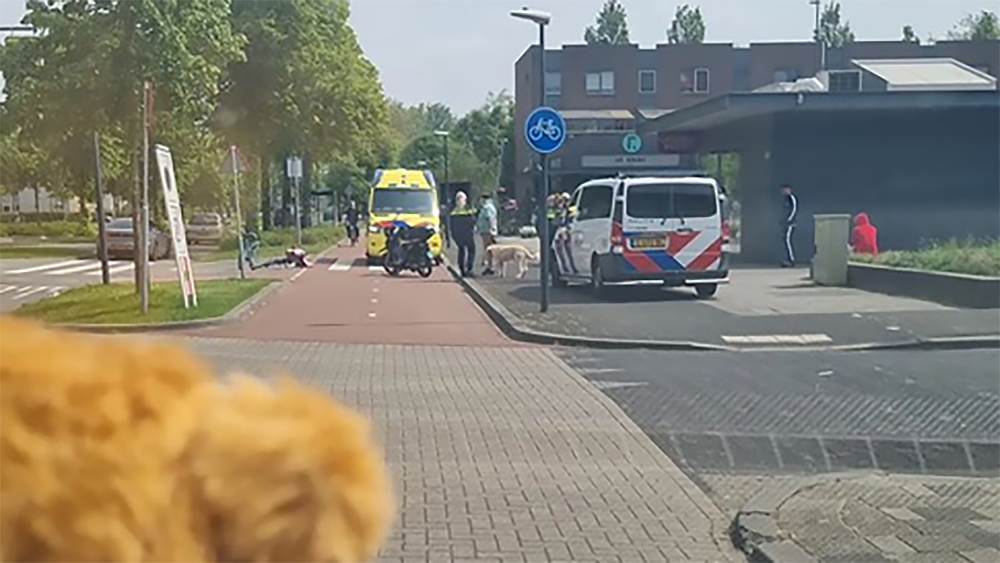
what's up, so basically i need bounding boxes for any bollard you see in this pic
[812,214,851,286]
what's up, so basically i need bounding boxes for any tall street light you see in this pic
[810,0,826,71]
[434,130,451,249]
[510,7,552,312]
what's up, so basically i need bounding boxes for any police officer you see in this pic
[450,191,477,277]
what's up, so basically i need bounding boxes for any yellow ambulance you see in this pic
[365,168,443,264]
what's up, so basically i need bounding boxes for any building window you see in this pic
[774,68,801,83]
[585,71,615,95]
[638,70,656,93]
[681,68,710,94]
[544,72,561,95]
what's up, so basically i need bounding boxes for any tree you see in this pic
[398,135,490,195]
[453,91,514,189]
[584,0,630,45]
[219,0,390,228]
[902,25,920,44]
[667,4,705,45]
[948,10,1000,40]
[817,1,855,47]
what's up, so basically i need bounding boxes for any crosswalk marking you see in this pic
[368,265,382,272]
[86,263,134,276]
[47,262,109,276]
[0,284,64,301]
[5,260,81,275]
[12,286,53,300]
[327,261,352,272]
[722,334,833,345]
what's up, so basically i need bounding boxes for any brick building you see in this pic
[512,40,1000,204]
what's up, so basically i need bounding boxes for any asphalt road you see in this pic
[558,346,1000,475]
[456,237,1000,348]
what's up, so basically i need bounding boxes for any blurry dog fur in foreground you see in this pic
[0,315,393,562]
[485,243,539,278]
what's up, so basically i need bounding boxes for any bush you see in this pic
[852,238,1000,277]
[0,220,97,239]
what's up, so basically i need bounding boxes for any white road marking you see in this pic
[722,334,833,345]
[368,312,376,318]
[13,286,51,300]
[0,285,15,294]
[5,260,81,275]
[85,262,134,276]
[45,262,104,275]
[328,261,352,272]
[372,287,379,293]
[368,265,382,272]
[371,298,378,303]
[577,367,624,375]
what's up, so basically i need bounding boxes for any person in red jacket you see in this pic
[850,212,878,255]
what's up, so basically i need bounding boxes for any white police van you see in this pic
[551,173,731,298]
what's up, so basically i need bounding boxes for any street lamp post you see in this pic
[434,130,451,249]
[810,0,826,71]
[510,7,552,313]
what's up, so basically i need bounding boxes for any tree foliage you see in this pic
[0,0,390,224]
[948,10,1000,40]
[584,0,630,45]
[667,4,705,45]
[901,25,919,44]
[817,1,855,48]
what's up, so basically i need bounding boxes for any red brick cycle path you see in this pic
[191,244,519,346]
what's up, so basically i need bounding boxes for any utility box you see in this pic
[812,214,851,286]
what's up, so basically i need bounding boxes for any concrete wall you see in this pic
[735,107,1000,264]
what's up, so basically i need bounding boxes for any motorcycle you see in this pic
[382,223,435,278]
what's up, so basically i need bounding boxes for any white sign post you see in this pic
[286,156,304,246]
[221,145,252,279]
[154,144,198,308]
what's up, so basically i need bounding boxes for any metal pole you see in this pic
[443,134,451,248]
[537,22,550,313]
[140,82,150,314]
[231,146,246,280]
[294,175,303,247]
[812,0,826,71]
[93,132,110,285]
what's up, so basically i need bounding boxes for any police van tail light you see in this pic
[721,220,733,253]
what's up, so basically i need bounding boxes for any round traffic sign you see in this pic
[524,106,566,155]
[622,133,642,154]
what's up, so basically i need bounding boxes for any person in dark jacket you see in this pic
[849,212,878,255]
[449,191,477,277]
[779,184,798,267]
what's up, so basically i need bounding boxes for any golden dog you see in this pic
[485,243,539,279]
[0,315,393,562]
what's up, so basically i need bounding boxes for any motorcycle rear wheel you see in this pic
[417,265,433,278]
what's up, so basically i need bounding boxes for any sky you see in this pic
[2,0,998,115]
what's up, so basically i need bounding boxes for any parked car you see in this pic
[185,212,224,246]
[99,217,172,261]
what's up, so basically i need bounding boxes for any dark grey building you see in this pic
[636,58,999,263]
[513,40,1000,208]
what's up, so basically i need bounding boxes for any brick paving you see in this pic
[777,474,1000,563]
[183,337,740,562]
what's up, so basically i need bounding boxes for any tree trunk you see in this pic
[301,152,313,228]
[33,187,41,217]
[278,151,291,227]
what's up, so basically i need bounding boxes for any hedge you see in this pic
[852,238,1000,278]
[0,220,97,239]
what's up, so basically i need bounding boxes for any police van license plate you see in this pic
[630,236,666,249]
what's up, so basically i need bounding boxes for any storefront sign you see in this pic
[657,132,699,153]
[581,154,681,168]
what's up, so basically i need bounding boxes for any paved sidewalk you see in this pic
[726,472,999,563]
[184,337,740,562]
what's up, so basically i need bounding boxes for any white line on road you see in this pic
[368,312,376,318]
[368,265,382,272]
[722,334,833,345]
[328,261,352,272]
[45,262,104,276]
[5,260,81,275]
[590,381,648,390]
[577,368,625,374]
[13,286,52,300]
[84,262,134,276]
[371,298,378,304]
[0,285,15,295]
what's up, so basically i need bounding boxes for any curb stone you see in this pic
[730,473,881,563]
[49,241,346,334]
[444,259,1000,353]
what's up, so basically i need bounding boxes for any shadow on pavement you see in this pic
[503,281,699,305]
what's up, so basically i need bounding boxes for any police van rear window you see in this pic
[626,183,717,219]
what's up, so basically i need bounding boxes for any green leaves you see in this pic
[667,4,705,45]
[817,2,855,48]
[584,0,630,45]
[948,10,1000,41]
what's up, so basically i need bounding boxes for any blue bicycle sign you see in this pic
[524,106,566,154]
